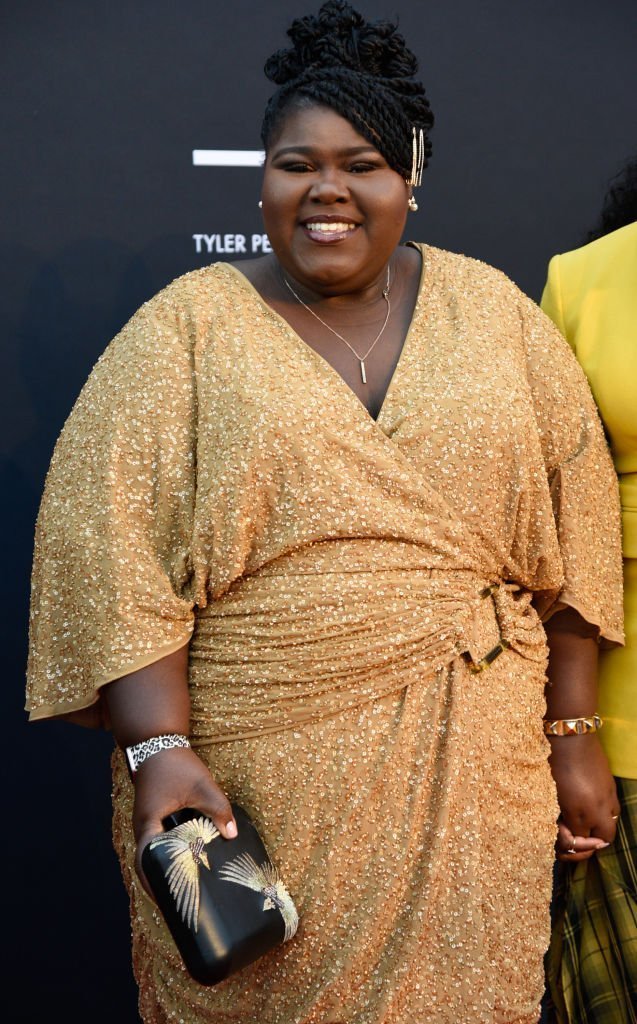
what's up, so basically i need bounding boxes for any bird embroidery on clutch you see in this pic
[219,853,299,941]
[148,817,219,931]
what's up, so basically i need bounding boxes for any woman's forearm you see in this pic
[103,643,191,748]
[544,607,599,717]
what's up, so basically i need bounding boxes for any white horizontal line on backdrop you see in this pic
[192,150,265,167]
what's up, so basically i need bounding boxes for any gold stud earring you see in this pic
[407,196,418,212]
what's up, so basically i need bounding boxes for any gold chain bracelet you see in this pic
[542,714,603,736]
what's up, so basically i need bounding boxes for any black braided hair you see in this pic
[586,154,637,243]
[261,0,434,180]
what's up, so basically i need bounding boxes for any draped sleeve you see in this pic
[26,287,199,722]
[519,289,624,646]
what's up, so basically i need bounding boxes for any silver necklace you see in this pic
[282,265,392,385]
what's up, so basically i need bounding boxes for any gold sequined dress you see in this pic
[26,245,624,1024]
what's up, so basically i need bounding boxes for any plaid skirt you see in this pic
[545,776,637,1023]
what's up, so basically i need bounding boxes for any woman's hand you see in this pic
[132,746,237,898]
[549,733,620,861]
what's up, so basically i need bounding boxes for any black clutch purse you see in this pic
[141,803,299,985]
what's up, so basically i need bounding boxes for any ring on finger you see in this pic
[566,845,576,855]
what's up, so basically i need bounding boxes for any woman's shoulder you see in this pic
[137,261,250,321]
[559,219,637,261]
[411,241,524,303]
[549,220,637,289]
[101,261,256,365]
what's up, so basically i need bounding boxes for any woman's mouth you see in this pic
[301,221,359,244]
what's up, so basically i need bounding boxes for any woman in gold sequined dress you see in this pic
[26,3,623,1022]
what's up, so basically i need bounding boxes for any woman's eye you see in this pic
[281,162,314,173]
[349,163,377,173]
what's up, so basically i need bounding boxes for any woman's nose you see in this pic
[308,171,349,203]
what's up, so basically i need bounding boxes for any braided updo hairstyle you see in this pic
[261,0,434,181]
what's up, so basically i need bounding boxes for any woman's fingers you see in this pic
[588,799,621,844]
[556,820,609,862]
[189,771,238,840]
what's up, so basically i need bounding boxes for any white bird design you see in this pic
[148,817,219,931]
[219,852,299,941]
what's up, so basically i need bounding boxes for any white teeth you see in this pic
[305,222,356,233]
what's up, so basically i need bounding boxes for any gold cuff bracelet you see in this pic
[542,714,603,736]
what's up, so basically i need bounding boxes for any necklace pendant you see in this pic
[281,266,391,385]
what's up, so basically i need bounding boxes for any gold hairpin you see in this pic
[406,126,425,188]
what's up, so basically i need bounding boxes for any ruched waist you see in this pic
[189,543,547,744]
[250,538,476,577]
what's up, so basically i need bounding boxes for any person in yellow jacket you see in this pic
[541,159,637,1022]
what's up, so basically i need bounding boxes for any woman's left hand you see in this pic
[549,732,620,861]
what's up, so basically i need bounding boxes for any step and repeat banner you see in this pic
[3,1,636,1020]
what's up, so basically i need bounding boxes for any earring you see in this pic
[407,195,418,212]
[258,200,263,209]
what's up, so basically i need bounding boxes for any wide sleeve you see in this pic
[26,289,199,723]
[520,287,624,646]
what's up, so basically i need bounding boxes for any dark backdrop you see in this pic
[3,2,635,1020]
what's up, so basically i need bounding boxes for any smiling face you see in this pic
[261,102,411,297]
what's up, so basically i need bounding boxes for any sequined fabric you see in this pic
[27,245,624,1022]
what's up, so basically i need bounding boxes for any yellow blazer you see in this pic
[542,221,637,777]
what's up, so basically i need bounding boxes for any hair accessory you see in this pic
[125,733,190,777]
[406,126,425,188]
[407,195,418,212]
[282,264,391,384]
[142,804,299,986]
[543,714,603,736]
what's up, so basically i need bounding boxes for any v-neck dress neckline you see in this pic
[221,242,428,432]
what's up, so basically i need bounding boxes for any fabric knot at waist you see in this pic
[188,540,547,744]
